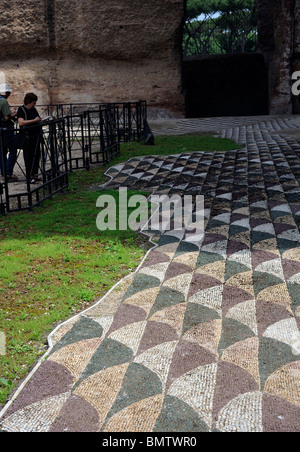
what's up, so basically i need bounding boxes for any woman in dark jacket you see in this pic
[17,93,42,184]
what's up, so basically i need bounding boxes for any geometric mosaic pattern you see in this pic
[1,116,300,432]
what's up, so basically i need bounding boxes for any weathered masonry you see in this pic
[0,0,299,117]
[257,0,300,115]
[1,0,185,117]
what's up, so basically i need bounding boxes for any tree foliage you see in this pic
[184,0,257,55]
[186,0,257,20]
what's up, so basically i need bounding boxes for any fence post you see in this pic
[0,129,7,214]
[115,105,121,142]
[99,108,106,153]
[81,112,90,170]
[136,101,142,141]
[113,106,119,145]
[61,119,69,188]
[40,125,47,184]
[49,121,57,183]
[80,113,85,168]
[85,111,91,170]
[0,129,10,213]
[65,116,73,172]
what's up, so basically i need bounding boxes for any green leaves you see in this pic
[0,378,12,387]
[184,0,257,55]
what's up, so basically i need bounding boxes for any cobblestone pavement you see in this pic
[1,116,300,432]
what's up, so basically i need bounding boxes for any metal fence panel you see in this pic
[0,101,146,214]
[0,119,69,213]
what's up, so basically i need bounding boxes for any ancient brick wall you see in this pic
[257,0,300,114]
[0,0,185,117]
[1,0,299,117]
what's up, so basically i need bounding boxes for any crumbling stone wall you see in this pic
[257,0,300,114]
[1,0,299,117]
[1,0,185,117]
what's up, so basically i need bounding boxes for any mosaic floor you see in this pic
[1,116,300,432]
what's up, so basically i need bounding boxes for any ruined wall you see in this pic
[0,0,185,117]
[2,0,300,118]
[257,0,300,114]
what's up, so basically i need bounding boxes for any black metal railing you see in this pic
[33,100,147,142]
[64,107,121,171]
[0,101,147,214]
[0,118,69,213]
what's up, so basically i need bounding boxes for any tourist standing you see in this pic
[0,84,18,182]
[17,93,43,184]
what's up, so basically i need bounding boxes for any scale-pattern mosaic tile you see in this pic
[1,117,300,432]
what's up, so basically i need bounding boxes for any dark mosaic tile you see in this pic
[212,361,259,425]
[182,303,220,336]
[137,321,179,355]
[222,286,254,315]
[49,394,99,432]
[256,300,294,336]
[49,316,104,356]
[149,287,186,318]
[123,274,161,300]
[259,337,300,388]
[262,393,300,433]
[2,361,74,419]
[218,318,256,355]
[106,304,147,337]
[166,340,216,391]
[104,362,162,423]
[153,395,209,432]
[75,339,133,388]
[252,271,285,298]
[224,261,251,282]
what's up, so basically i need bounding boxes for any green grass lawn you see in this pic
[116,133,241,161]
[0,133,241,406]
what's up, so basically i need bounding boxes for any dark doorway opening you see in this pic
[182,1,269,117]
[183,53,268,118]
